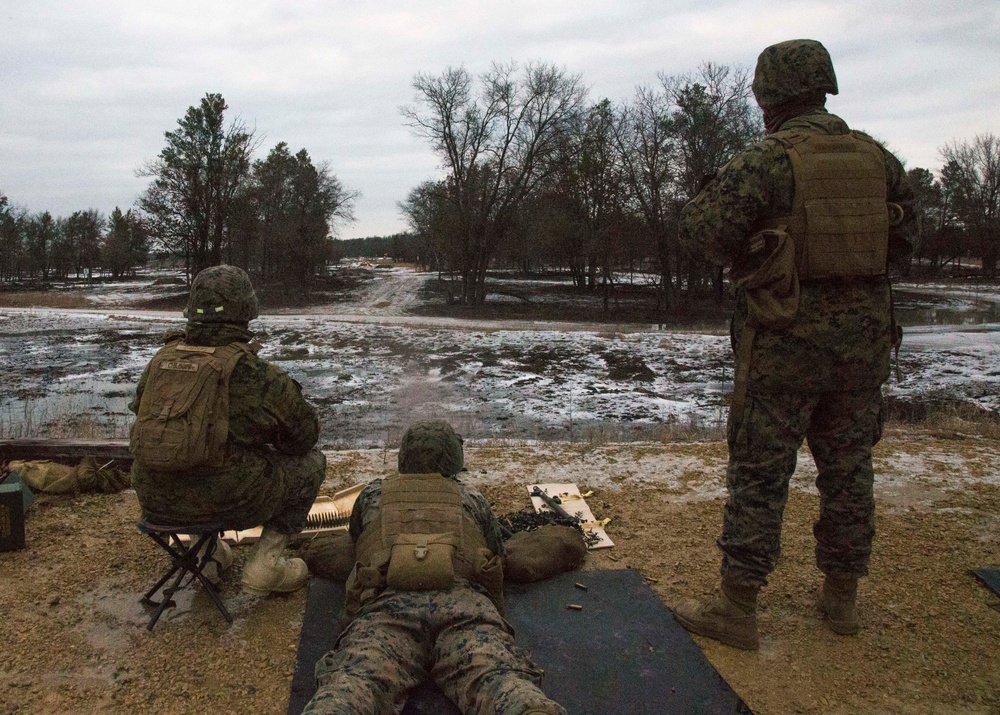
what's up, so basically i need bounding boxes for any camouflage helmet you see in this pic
[752,39,839,109]
[184,265,259,324]
[398,420,464,476]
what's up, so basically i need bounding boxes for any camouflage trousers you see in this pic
[720,388,883,588]
[302,587,566,715]
[133,446,325,535]
[260,447,327,534]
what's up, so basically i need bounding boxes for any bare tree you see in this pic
[399,180,458,275]
[614,64,761,305]
[940,134,1000,277]
[660,63,763,298]
[616,85,679,312]
[402,62,587,304]
[546,99,626,308]
[662,64,762,199]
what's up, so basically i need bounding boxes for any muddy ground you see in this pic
[2,433,999,715]
[2,268,999,449]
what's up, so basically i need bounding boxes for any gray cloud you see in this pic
[1,0,997,236]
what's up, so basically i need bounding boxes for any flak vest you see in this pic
[347,473,505,617]
[762,129,889,280]
[729,130,891,420]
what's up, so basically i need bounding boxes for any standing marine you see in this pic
[302,419,565,715]
[129,264,326,596]
[674,39,916,649]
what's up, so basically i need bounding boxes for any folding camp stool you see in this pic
[137,517,234,631]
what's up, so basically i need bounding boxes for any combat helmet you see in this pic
[184,264,259,324]
[752,39,838,109]
[398,420,465,476]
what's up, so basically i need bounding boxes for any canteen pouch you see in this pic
[386,533,456,591]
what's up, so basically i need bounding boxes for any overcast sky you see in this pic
[1,1,997,238]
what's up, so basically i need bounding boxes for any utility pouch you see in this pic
[386,533,456,591]
[730,227,800,330]
[475,549,506,615]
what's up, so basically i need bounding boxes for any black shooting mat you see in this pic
[288,568,752,715]
[973,567,1000,598]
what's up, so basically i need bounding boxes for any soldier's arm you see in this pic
[128,364,151,415]
[678,141,788,267]
[348,481,381,543]
[881,146,918,265]
[233,359,320,455]
[464,488,506,557]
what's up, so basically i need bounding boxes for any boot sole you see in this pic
[819,602,860,635]
[821,612,860,635]
[673,610,759,651]
[241,584,272,597]
[241,579,310,597]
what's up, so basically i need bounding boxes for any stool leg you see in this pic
[146,563,189,630]
[141,533,185,605]
[141,529,234,629]
[190,534,234,623]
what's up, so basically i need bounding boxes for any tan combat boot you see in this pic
[820,574,860,635]
[203,538,233,585]
[241,529,310,596]
[673,581,760,650]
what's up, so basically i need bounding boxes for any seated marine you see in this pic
[301,419,566,715]
[128,264,326,596]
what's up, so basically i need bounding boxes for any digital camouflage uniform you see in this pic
[129,267,325,535]
[303,421,564,715]
[679,41,917,590]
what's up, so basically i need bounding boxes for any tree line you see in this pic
[138,93,358,284]
[0,197,147,283]
[2,93,358,287]
[2,69,996,295]
[398,61,1000,306]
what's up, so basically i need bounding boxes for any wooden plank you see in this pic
[0,439,132,467]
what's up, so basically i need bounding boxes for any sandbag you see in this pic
[301,532,357,582]
[10,460,79,494]
[504,525,587,584]
[9,458,130,495]
[74,457,130,493]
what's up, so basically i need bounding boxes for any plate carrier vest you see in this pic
[349,473,503,614]
[762,129,889,281]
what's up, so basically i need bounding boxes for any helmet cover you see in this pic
[184,265,259,324]
[752,39,838,108]
[398,420,465,476]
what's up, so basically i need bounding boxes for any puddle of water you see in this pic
[893,289,1000,326]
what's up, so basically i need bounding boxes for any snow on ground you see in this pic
[1,268,998,447]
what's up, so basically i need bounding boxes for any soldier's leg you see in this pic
[303,592,431,715]
[241,448,326,594]
[262,447,326,534]
[430,589,566,715]
[806,388,882,576]
[719,390,815,586]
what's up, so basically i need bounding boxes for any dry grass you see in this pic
[0,291,90,309]
[0,401,130,441]
[903,405,1000,440]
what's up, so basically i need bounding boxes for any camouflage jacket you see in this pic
[129,322,320,523]
[680,109,917,392]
